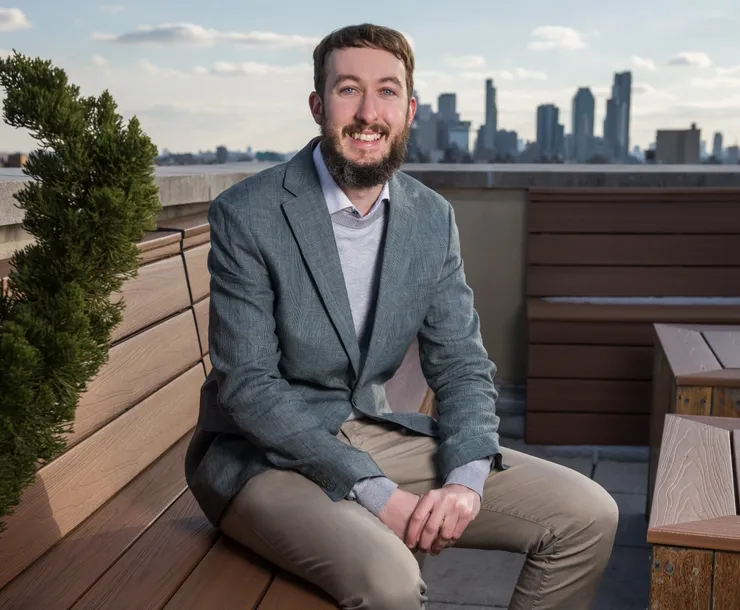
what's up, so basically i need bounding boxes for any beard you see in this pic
[319,113,411,189]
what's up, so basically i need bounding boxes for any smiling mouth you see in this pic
[349,132,384,142]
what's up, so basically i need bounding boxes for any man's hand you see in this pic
[406,484,481,555]
[377,489,422,541]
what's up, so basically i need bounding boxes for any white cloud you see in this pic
[631,55,656,71]
[92,55,107,67]
[204,61,312,77]
[0,8,31,31]
[515,68,547,80]
[138,59,190,78]
[528,26,587,51]
[499,70,514,81]
[717,65,740,76]
[93,23,319,49]
[667,51,712,68]
[99,4,124,14]
[691,75,740,89]
[443,55,486,70]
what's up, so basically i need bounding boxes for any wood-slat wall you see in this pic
[525,188,740,445]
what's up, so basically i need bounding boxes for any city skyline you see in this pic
[0,1,739,155]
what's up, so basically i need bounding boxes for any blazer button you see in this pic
[351,397,359,407]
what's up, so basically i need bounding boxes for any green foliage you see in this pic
[0,51,161,532]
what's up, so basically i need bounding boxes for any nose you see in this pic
[355,92,379,125]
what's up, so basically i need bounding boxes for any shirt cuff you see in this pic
[346,476,399,516]
[444,456,493,499]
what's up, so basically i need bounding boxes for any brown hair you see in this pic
[312,24,415,101]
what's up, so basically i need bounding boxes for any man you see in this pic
[185,23,618,610]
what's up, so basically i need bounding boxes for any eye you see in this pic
[340,87,357,94]
[381,88,397,96]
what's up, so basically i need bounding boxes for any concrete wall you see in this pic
[3,162,740,384]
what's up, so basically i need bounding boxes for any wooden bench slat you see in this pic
[528,187,740,201]
[702,329,740,368]
[137,231,181,264]
[163,537,273,610]
[0,363,204,589]
[203,354,212,375]
[157,212,210,239]
[528,234,740,267]
[525,412,649,445]
[184,243,210,303]
[528,344,653,380]
[649,415,736,532]
[111,254,192,343]
[527,298,740,324]
[70,490,217,610]
[528,266,740,298]
[0,433,192,610]
[528,201,740,233]
[193,297,209,357]
[257,572,337,609]
[69,310,201,447]
[649,516,740,554]
[526,378,652,414]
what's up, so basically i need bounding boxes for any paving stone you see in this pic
[593,460,649,495]
[612,493,650,548]
[422,548,524,607]
[592,546,652,610]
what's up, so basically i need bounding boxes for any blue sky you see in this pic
[1,1,739,155]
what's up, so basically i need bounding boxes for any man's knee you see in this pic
[571,478,619,552]
[353,551,426,610]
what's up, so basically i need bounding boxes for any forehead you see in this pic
[325,46,407,88]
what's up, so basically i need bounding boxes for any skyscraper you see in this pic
[713,132,724,159]
[572,88,595,162]
[484,78,498,150]
[537,104,564,158]
[603,71,632,161]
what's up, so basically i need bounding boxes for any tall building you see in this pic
[437,93,458,122]
[713,132,724,159]
[603,71,632,161]
[483,78,498,151]
[655,123,701,164]
[571,87,595,162]
[537,104,564,158]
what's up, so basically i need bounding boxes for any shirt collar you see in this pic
[312,141,390,217]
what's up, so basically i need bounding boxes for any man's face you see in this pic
[310,46,417,188]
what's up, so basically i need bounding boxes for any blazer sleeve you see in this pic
[416,202,503,479]
[206,194,384,501]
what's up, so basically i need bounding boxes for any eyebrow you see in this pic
[333,74,404,90]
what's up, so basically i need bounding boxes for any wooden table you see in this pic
[648,414,740,609]
[648,323,740,508]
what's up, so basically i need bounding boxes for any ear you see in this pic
[407,95,417,126]
[309,91,323,126]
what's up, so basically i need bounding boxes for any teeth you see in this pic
[351,133,382,141]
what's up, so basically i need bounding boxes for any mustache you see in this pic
[342,123,390,137]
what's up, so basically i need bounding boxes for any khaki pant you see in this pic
[221,420,619,610]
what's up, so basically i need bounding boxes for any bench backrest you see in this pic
[526,188,740,298]
[0,209,434,589]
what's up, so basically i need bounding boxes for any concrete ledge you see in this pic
[2,162,740,228]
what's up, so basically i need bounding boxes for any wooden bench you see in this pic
[525,187,740,445]
[648,322,740,511]
[0,212,434,609]
[647,414,740,609]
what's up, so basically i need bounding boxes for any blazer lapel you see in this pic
[359,175,415,385]
[281,140,361,377]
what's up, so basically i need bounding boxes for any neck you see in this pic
[339,183,384,216]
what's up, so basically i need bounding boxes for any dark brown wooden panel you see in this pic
[70,491,218,610]
[525,412,649,445]
[528,234,740,266]
[650,546,713,610]
[527,266,740,297]
[527,298,740,324]
[528,187,740,202]
[163,537,273,610]
[528,201,740,234]
[528,344,653,379]
[526,378,652,413]
[0,434,192,610]
[529,320,654,345]
[714,551,740,610]
[257,572,337,610]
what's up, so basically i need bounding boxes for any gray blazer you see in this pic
[185,137,503,527]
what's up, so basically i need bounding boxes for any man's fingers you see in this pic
[419,507,445,552]
[405,493,435,548]
[430,513,459,554]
